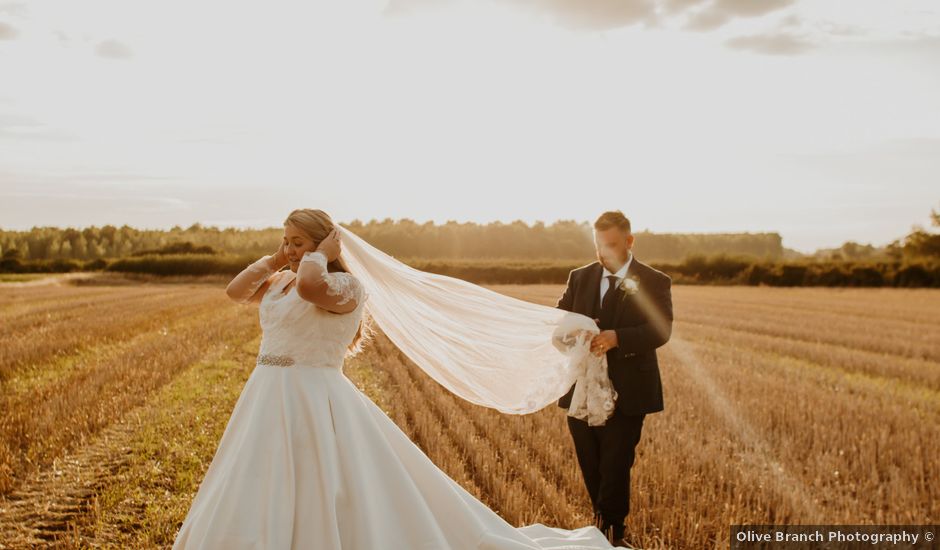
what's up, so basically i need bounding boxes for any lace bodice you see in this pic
[257,269,367,369]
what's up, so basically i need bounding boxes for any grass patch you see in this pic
[72,336,261,547]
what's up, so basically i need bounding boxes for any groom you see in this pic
[555,210,673,547]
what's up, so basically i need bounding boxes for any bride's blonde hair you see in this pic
[283,208,373,356]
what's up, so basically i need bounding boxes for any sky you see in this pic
[0,0,938,253]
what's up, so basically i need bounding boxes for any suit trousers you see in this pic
[566,406,646,530]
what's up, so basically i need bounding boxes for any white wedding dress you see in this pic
[171,265,624,549]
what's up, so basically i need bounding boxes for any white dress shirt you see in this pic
[599,251,633,309]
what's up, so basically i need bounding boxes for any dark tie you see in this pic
[601,275,619,313]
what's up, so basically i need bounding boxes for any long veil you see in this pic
[335,223,617,424]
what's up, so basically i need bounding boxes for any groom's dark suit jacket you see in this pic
[556,257,673,416]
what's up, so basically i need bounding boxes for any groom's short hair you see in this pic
[594,210,631,233]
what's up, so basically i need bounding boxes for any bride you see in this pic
[172,208,627,549]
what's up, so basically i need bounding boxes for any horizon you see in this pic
[0,214,922,255]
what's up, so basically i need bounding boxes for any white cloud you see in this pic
[0,20,18,39]
[95,38,132,59]
[725,32,815,55]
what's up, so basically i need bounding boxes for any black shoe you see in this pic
[601,523,626,545]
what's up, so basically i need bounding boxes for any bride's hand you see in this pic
[316,228,342,263]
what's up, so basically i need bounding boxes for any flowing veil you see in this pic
[335,223,618,424]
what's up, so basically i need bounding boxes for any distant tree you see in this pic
[131,241,218,256]
[885,239,903,260]
[839,241,877,260]
[901,206,940,259]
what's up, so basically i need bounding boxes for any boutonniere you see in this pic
[618,276,640,297]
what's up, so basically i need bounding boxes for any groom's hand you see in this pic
[590,330,618,356]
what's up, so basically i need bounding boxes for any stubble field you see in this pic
[0,276,936,548]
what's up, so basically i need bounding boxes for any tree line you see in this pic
[2,209,937,287]
[0,219,783,264]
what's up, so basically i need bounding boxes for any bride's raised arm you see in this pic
[225,255,280,305]
[295,250,364,314]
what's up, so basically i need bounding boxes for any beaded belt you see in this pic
[257,353,296,367]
